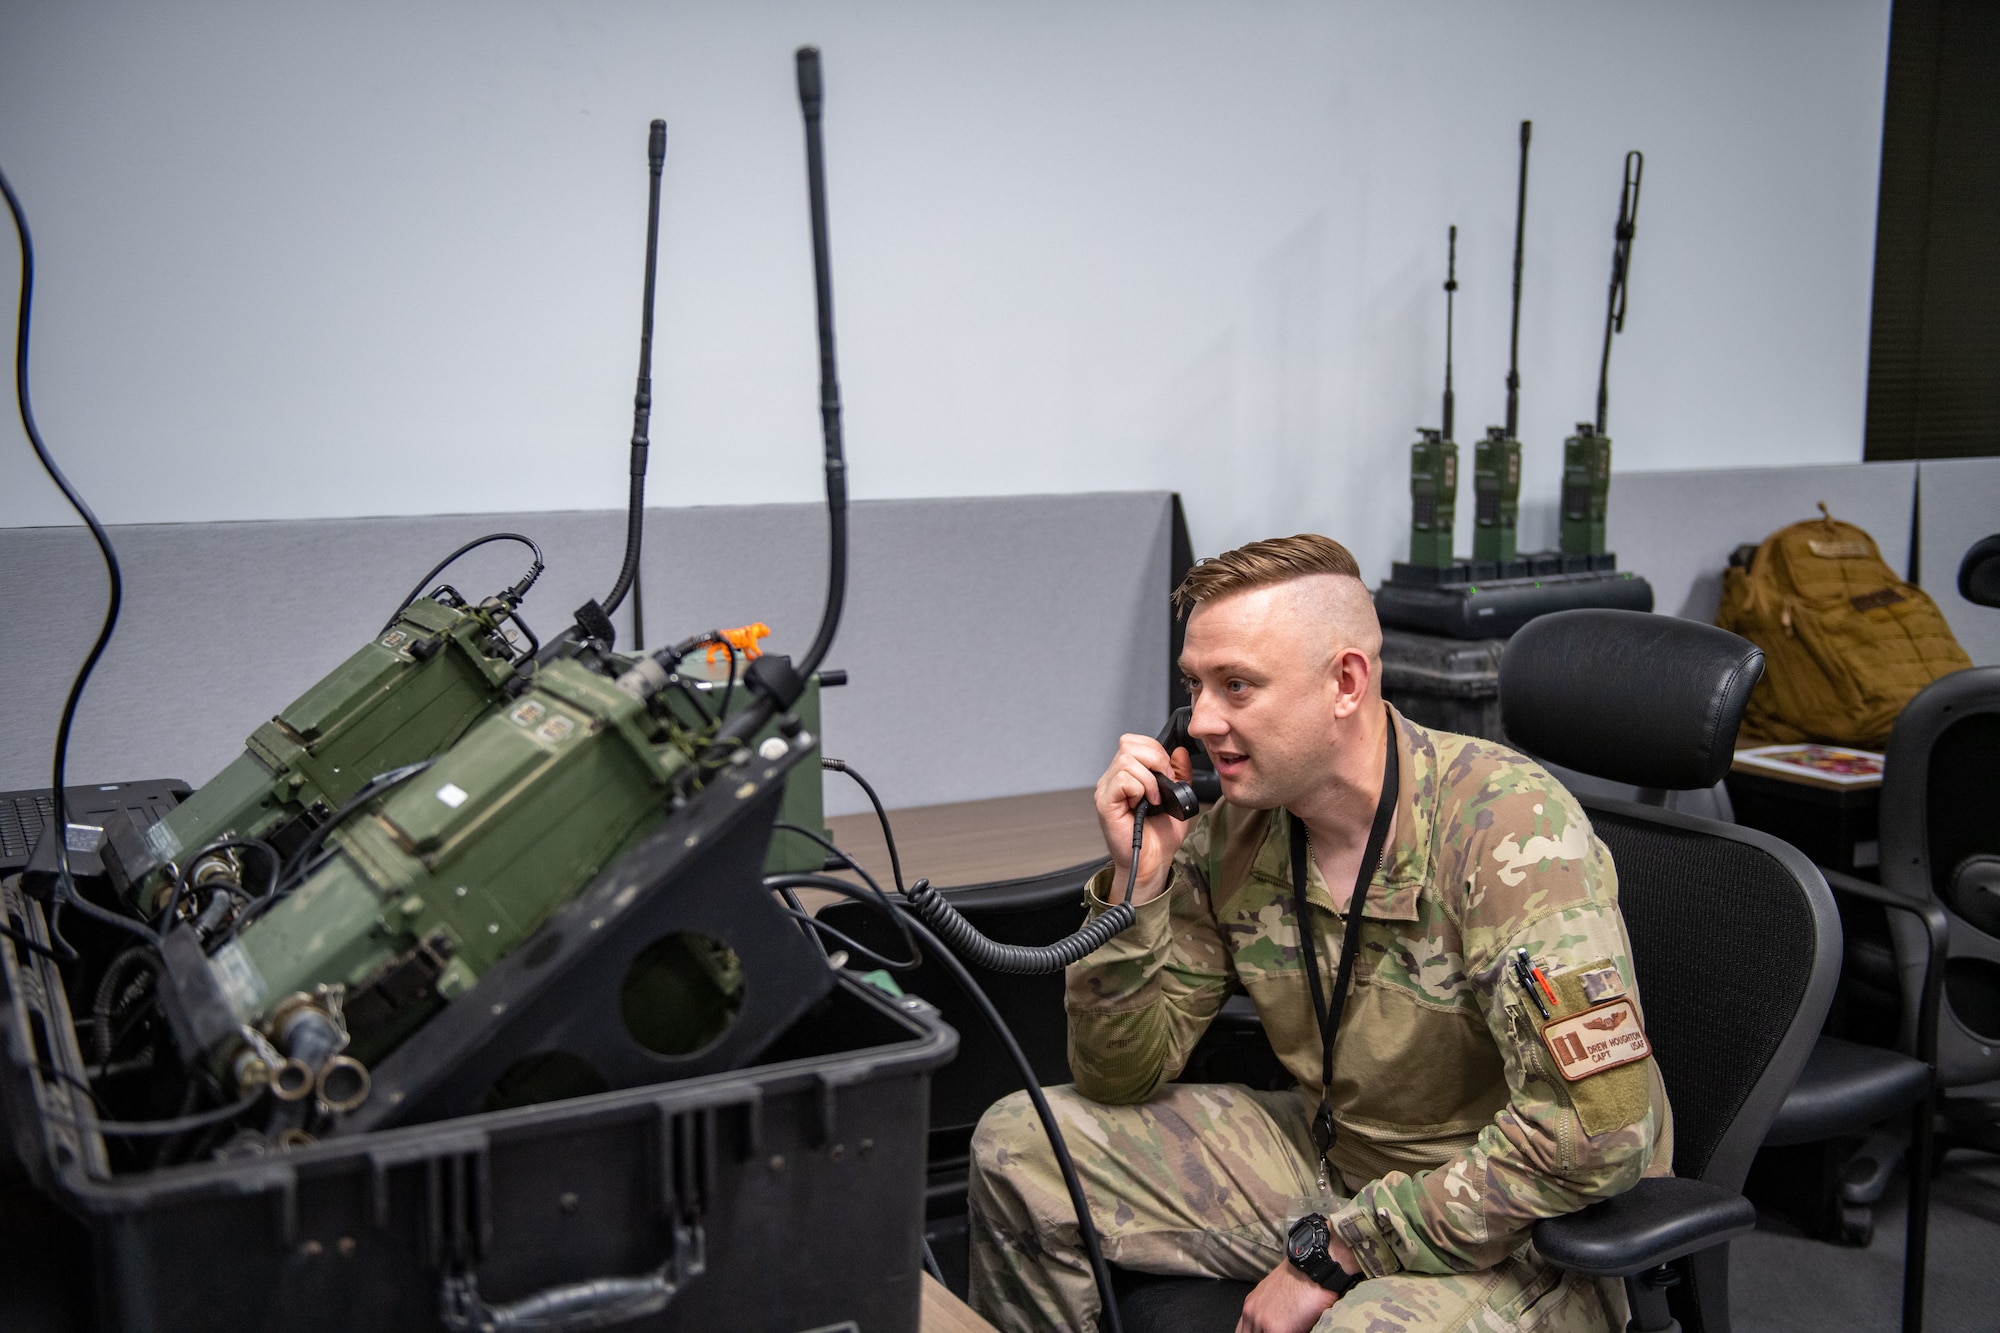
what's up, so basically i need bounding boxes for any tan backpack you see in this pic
[1718,506,1971,748]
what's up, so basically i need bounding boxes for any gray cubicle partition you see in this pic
[1917,458,2000,669]
[1610,461,1918,624]
[4,466,1992,817]
[0,492,1176,815]
[1608,458,1999,667]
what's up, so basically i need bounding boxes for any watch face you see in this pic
[1287,1215,1328,1263]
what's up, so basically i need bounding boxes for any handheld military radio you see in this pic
[1560,150,1643,559]
[1473,120,1531,566]
[1408,226,1459,569]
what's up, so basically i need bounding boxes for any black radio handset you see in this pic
[1143,706,1200,822]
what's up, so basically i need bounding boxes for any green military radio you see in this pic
[1472,427,1522,565]
[103,557,543,917]
[1560,150,1643,559]
[1408,226,1460,569]
[1473,121,1532,566]
[1559,429,1611,557]
[186,640,835,1109]
[1411,429,1458,567]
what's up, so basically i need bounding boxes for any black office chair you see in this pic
[1957,534,2000,610]
[1745,579,2000,1330]
[1876,666,2000,1157]
[1923,536,2000,1156]
[1502,609,1841,1333]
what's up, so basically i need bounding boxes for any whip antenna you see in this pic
[794,45,848,680]
[1443,224,1458,442]
[597,118,668,632]
[1504,120,1531,438]
[1595,151,1643,435]
[696,46,851,764]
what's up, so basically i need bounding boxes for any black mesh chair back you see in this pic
[1566,803,1837,1333]
[1587,806,1836,1189]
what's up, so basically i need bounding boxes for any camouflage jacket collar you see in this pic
[1217,704,1429,924]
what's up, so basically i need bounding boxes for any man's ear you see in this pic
[1329,645,1374,719]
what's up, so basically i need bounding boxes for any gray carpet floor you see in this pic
[1731,1151,2000,1332]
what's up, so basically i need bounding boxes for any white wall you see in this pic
[1,1,1891,579]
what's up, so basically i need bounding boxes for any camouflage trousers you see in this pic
[967,1084,1625,1333]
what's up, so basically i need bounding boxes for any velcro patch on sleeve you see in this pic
[1541,998,1654,1135]
[1579,965,1627,1004]
[1542,999,1650,1081]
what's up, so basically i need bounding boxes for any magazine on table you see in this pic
[1732,743,1885,787]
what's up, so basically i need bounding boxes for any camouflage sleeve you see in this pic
[1328,779,1666,1277]
[1064,812,1236,1105]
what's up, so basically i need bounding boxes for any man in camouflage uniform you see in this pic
[968,535,1671,1333]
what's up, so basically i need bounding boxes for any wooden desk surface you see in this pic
[921,1274,999,1332]
[824,787,1104,890]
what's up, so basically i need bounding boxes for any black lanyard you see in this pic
[1289,714,1399,1157]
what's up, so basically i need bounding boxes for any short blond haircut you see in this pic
[1171,533,1363,617]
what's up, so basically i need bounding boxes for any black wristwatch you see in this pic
[1286,1213,1364,1295]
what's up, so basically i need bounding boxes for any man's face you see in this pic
[1178,582,1358,810]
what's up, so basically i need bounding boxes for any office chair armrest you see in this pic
[1820,867,1950,1068]
[1533,1177,1755,1277]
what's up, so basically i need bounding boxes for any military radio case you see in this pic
[0,741,955,1332]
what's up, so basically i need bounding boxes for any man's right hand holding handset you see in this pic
[1093,731,1195,907]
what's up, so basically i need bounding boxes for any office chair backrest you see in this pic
[1879,665,2000,1084]
[1501,610,1837,1186]
[1958,534,2000,609]
[1581,804,1837,1185]
[1881,666,2000,911]
[1500,609,1764,792]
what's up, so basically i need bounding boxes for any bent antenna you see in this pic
[1594,151,1643,435]
[701,45,852,762]
[598,118,669,633]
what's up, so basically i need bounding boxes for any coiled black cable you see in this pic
[91,946,161,1064]
[903,878,1134,975]
[820,756,1145,975]
[900,795,1149,976]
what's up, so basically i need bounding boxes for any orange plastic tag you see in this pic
[706,622,772,665]
[1541,998,1651,1082]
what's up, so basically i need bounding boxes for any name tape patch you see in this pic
[1542,998,1651,1082]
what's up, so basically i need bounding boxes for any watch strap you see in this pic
[1287,1214,1365,1295]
